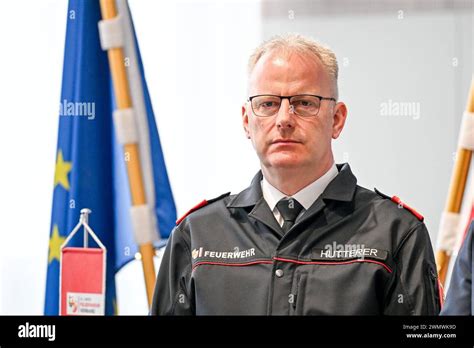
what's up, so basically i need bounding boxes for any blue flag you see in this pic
[45,0,176,315]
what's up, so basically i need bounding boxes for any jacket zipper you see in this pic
[290,273,300,313]
[290,272,307,315]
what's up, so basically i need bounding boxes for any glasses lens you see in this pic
[291,95,321,117]
[251,96,281,117]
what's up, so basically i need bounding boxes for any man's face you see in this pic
[242,50,347,172]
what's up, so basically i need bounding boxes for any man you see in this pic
[441,221,473,315]
[150,34,441,315]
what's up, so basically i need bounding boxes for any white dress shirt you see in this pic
[261,163,339,227]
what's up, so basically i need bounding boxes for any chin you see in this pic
[266,155,305,169]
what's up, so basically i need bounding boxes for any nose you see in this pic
[275,98,295,129]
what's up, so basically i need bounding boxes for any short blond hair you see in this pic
[248,33,339,99]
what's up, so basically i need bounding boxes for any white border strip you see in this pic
[436,211,461,254]
[458,111,474,150]
[98,15,124,50]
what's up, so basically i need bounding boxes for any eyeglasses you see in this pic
[248,94,336,117]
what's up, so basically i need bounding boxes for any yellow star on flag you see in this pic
[49,225,66,264]
[54,149,72,190]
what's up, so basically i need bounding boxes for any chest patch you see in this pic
[192,247,256,260]
[311,247,388,262]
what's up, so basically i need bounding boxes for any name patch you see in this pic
[312,248,388,262]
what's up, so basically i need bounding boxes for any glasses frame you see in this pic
[248,94,336,117]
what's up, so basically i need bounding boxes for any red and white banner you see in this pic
[60,247,106,316]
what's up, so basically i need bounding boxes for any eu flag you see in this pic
[45,0,176,315]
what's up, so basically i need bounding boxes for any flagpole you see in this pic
[99,0,156,306]
[436,76,474,286]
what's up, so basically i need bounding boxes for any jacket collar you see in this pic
[226,163,357,209]
[226,171,264,208]
[321,163,357,202]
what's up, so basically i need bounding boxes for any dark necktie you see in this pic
[276,198,304,233]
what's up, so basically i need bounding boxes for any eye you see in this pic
[290,96,321,117]
[293,99,314,107]
[260,101,277,108]
[251,96,282,116]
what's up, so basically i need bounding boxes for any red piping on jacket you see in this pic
[176,199,208,225]
[192,257,393,273]
[192,260,273,270]
[391,196,424,221]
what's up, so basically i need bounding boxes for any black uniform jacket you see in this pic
[151,163,442,315]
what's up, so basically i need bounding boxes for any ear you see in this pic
[331,101,347,139]
[242,103,251,139]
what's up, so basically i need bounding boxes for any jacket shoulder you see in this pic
[374,187,424,222]
[175,192,231,225]
[356,186,424,223]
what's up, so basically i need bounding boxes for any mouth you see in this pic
[271,139,301,145]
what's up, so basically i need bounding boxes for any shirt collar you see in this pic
[260,163,339,211]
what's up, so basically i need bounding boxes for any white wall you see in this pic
[0,0,67,315]
[0,0,472,314]
[262,4,473,239]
